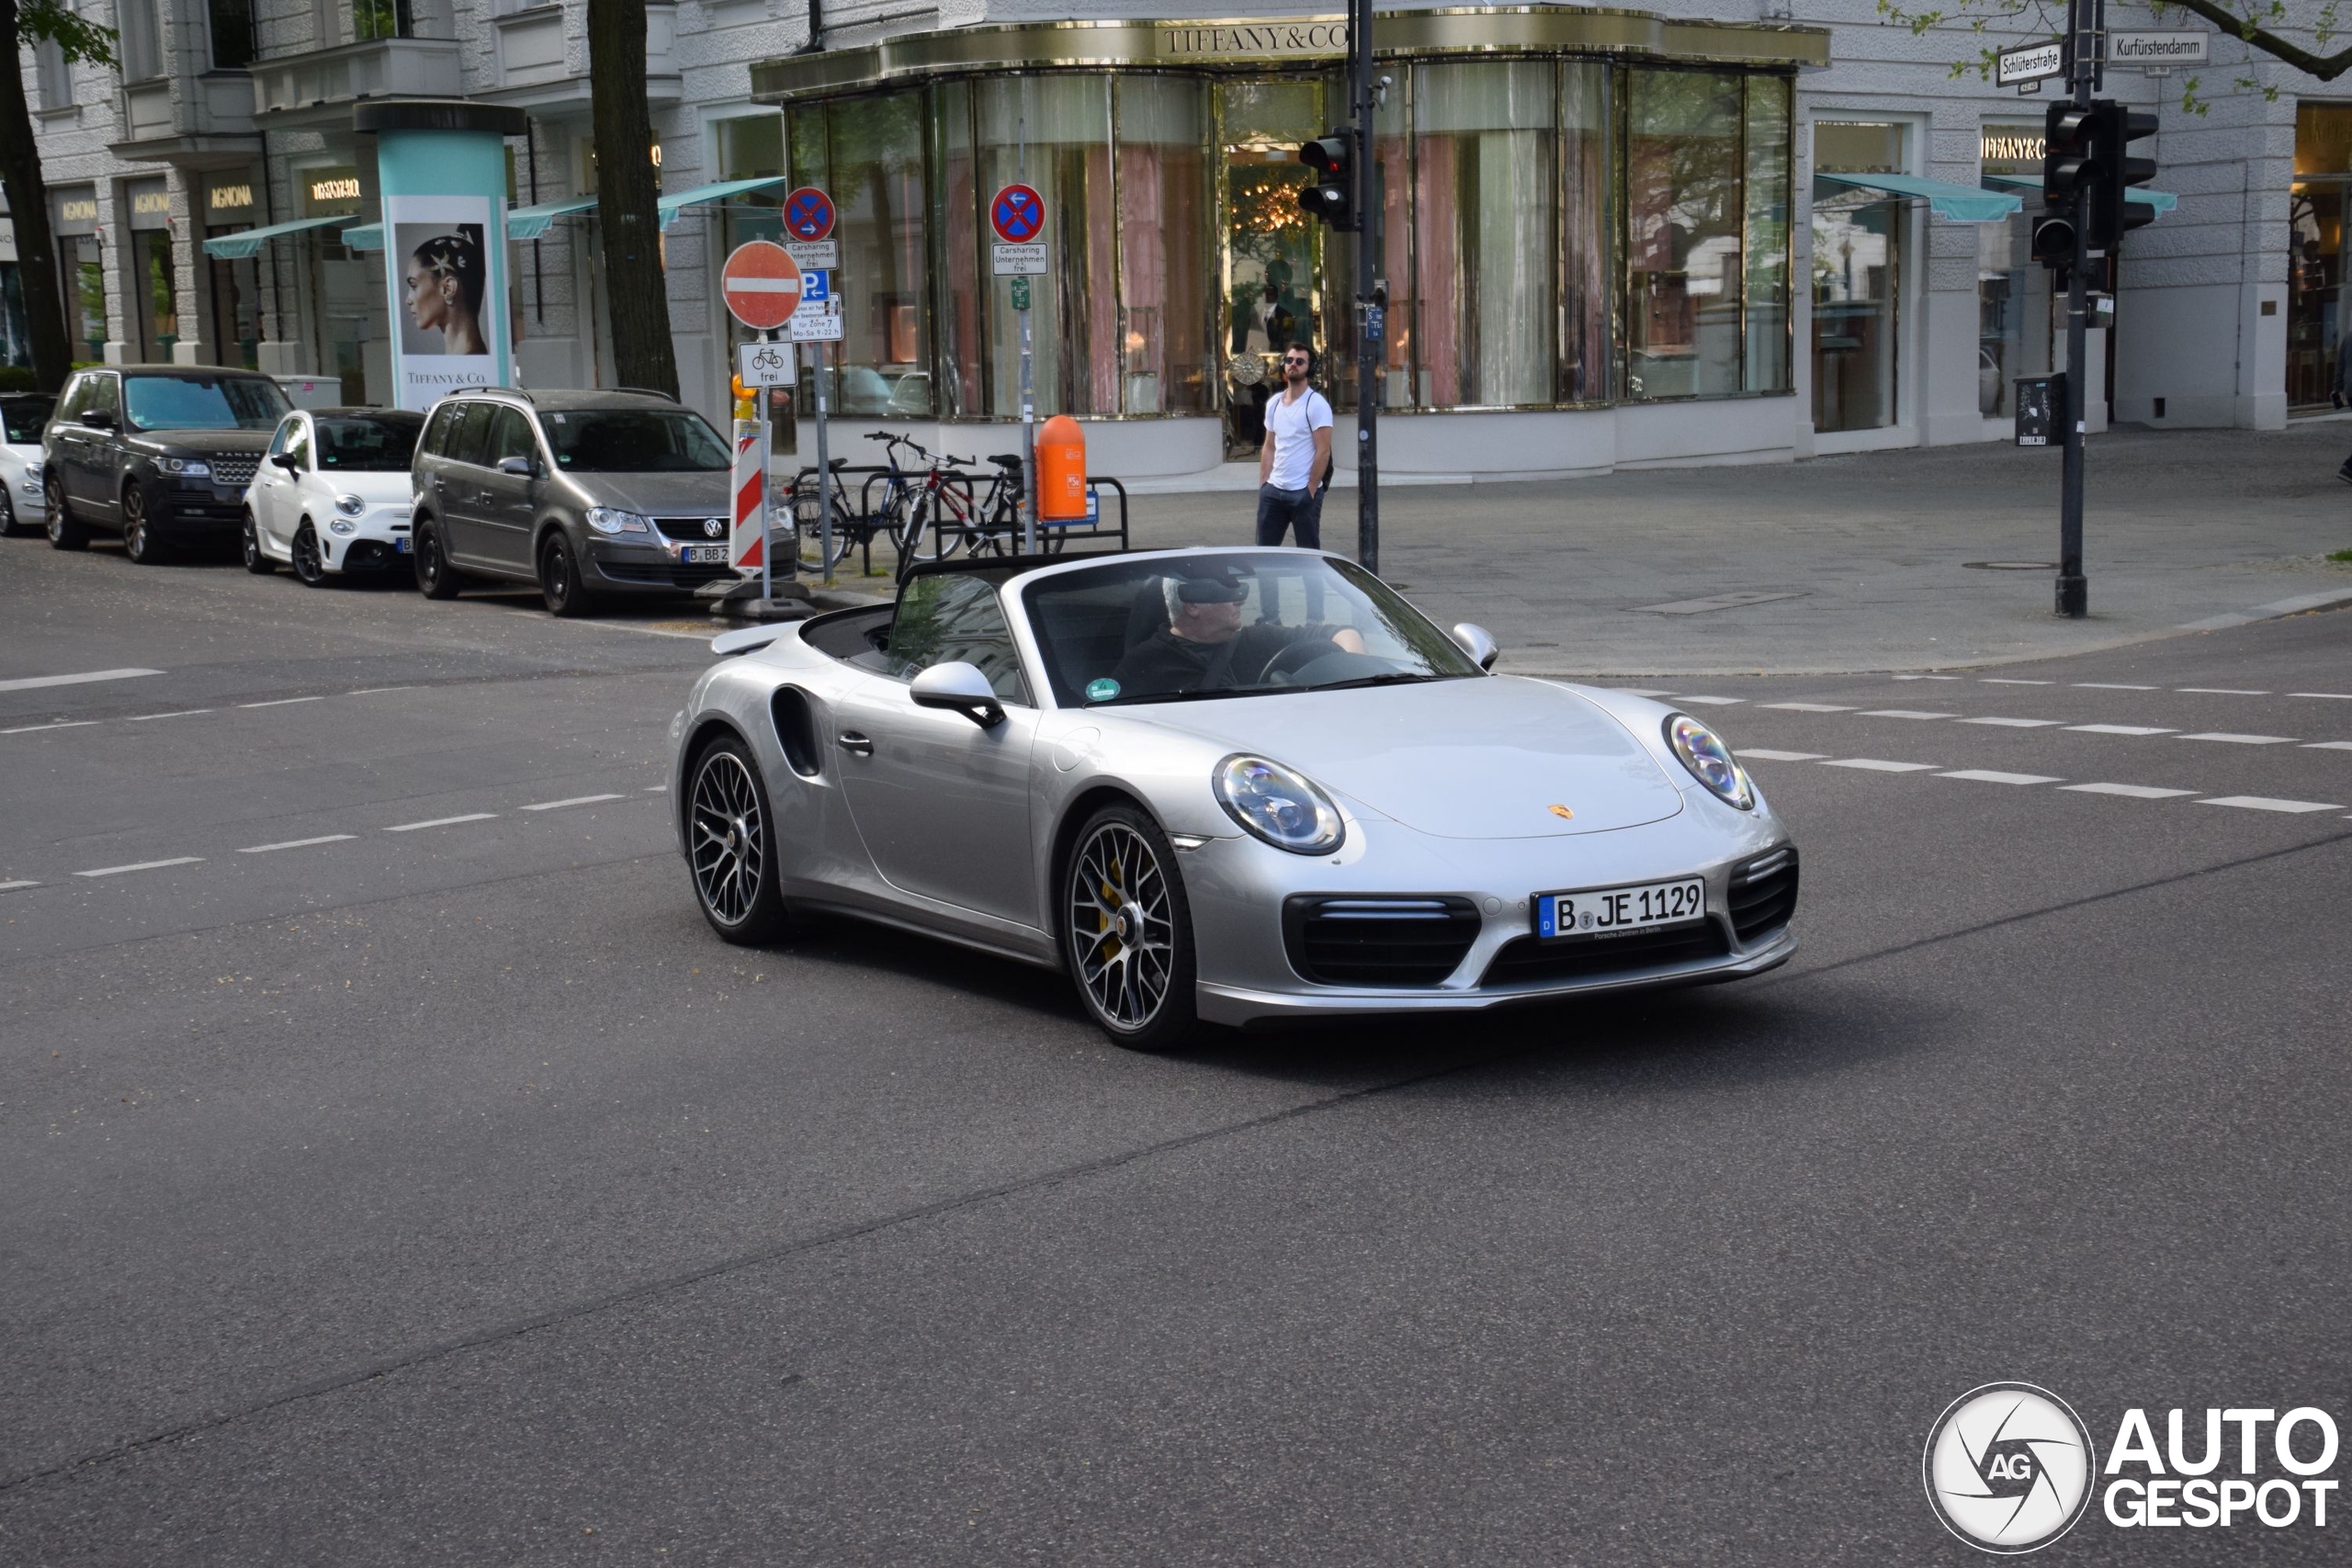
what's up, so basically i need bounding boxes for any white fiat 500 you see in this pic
[242,407,425,584]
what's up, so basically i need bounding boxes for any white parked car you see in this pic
[0,392,54,536]
[242,407,425,584]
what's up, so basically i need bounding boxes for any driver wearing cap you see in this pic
[1110,574,1367,695]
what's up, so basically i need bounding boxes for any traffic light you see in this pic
[2092,105,2160,252]
[2031,213,2077,276]
[1297,131,1354,231]
[2042,102,2097,212]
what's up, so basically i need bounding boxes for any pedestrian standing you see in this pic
[1257,342,1332,548]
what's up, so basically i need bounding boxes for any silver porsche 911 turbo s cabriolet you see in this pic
[668,547,1798,1050]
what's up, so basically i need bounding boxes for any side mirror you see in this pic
[82,408,115,431]
[909,661,1005,728]
[496,456,535,478]
[270,453,300,472]
[1452,622,1500,671]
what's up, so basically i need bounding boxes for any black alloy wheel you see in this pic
[687,736,792,942]
[290,523,328,587]
[242,513,275,574]
[538,532,593,617]
[413,518,460,599]
[43,479,85,550]
[1061,802,1206,1052]
[121,484,169,565]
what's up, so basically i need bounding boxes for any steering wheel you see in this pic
[1254,635,1340,686]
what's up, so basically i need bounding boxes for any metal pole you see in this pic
[759,331,774,604]
[2058,0,2092,618]
[1020,114,1036,554]
[1351,0,1378,575]
[816,340,835,587]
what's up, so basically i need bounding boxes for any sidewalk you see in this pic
[1112,422,2352,675]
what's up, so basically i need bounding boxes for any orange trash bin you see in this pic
[1036,415,1088,523]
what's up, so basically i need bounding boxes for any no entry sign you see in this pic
[720,241,803,331]
[990,185,1045,244]
[783,186,836,243]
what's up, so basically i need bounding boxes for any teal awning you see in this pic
[202,214,345,259]
[339,222,382,251]
[1982,172,2178,213]
[507,196,597,241]
[1817,172,2020,223]
[657,175,789,231]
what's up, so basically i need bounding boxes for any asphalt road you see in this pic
[3,538,2347,1564]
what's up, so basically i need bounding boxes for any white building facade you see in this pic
[7,1,2342,479]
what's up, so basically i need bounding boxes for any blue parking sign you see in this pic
[800,270,831,304]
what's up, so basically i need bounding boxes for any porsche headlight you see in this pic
[1215,754,1344,855]
[334,493,366,517]
[585,507,650,536]
[1664,713,1755,810]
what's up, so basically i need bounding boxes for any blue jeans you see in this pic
[1255,481,1324,548]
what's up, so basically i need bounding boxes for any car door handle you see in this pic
[836,731,874,756]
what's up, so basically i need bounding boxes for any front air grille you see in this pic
[1283,895,1481,987]
[1728,846,1800,942]
[208,456,257,488]
[652,515,730,543]
[340,541,400,571]
[1479,921,1731,987]
[594,560,739,589]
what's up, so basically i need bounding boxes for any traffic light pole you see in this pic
[2058,0,2094,618]
[1351,0,1379,575]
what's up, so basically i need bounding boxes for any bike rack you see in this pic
[784,467,1131,581]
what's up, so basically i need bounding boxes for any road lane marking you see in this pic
[384,813,498,832]
[1820,759,1940,773]
[126,709,213,722]
[1860,710,1955,720]
[2067,724,2175,736]
[1939,770,2064,785]
[2304,741,2352,751]
[2290,692,2352,700]
[1981,678,2053,685]
[2064,784,2199,799]
[1612,687,1675,696]
[1961,716,2067,728]
[2196,795,2343,814]
[643,784,668,792]
[236,835,356,854]
[1671,695,1745,706]
[1761,702,1854,712]
[0,668,163,694]
[2178,688,2268,695]
[0,879,40,892]
[520,794,627,811]
[1740,750,1827,761]
[237,696,324,709]
[2177,732,2297,745]
[74,857,203,878]
[347,686,420,695]
[2075,682,2157,690]
[1893,674,1962,681]
[2,721,99,735]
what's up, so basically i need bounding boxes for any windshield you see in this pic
[537,409,729,473]
[1022,553,1484,707]
[316,413,424,471]
[3,398,55,446]
[123,375,289,433]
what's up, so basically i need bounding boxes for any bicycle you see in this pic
[788,457,865,574]
[895,446,980,574]
[857,430,929,554]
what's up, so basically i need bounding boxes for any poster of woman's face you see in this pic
[383,195,502,410]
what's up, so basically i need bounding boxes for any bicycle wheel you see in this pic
[899,491,966,566]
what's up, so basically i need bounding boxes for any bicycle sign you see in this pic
[990,185,1045,243]
[720,241,803,331]
[784,186,835,243]
[737,339,797,389]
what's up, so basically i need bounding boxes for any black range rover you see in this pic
[42,366,293,563]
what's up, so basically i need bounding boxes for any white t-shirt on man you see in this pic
[1264,384,1333,492]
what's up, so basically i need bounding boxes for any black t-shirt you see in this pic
[1109,623,1337,697]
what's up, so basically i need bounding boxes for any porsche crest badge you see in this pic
[1547,804,1575,820]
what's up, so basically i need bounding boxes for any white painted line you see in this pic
[0,879,40,892]
[1980,678,2053,685]
[2303,741,2352,751]
[237,696,324,709]
[2064,783,2199,800]
[1893,674,1962,681]
[125,709,213,722]
[237,834,356,854]
[519,794,626,812]
[2197,795,2344,814]
[346,686,421,695]
[384,813,497,832]
[0,667,163,694]
[2178,688,2268,695]
[74,857,203,878]
[1860,710,1954,720]
[642,784,668,792]
[1761,702,1854,713]
[2,720,99,735]
[2177,732,2297,746]
[1961,716,2068,728]
[1820,759,1940,773]
[1612,687,1676,696]
[2067,724,2175,736]
[1672,695,1745,706]
[2075,682,2157,691]
[1938,770,2064,785]
[2289,692,2352,700]
[1740,750,1828,761]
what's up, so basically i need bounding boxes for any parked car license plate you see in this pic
[682,545,729,564]
[1536,877,1705,939]
[394,536,413,554]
